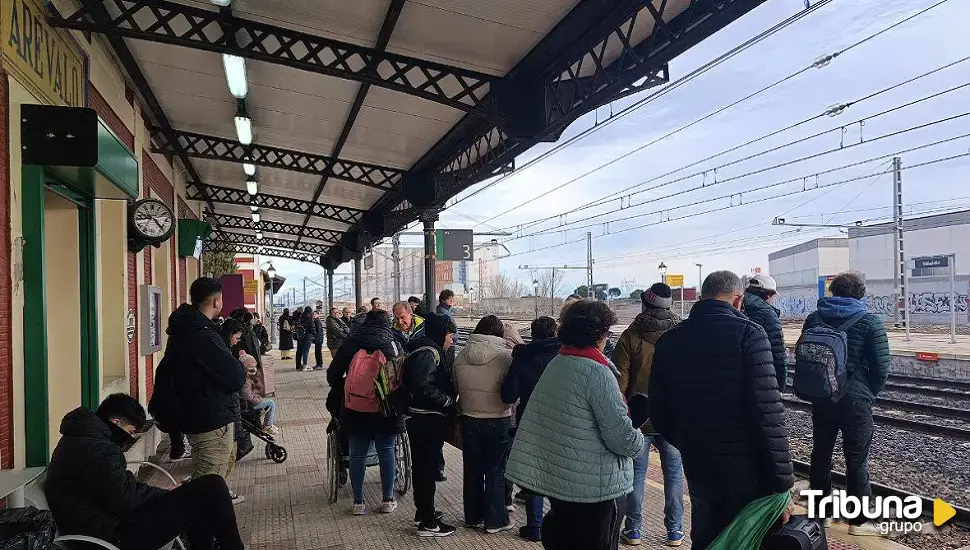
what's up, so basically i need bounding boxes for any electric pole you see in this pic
[392,232,401,302]
[586,231,594,299]
[892,156,909,339]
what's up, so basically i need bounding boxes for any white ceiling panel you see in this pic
[319,179,387,211]
[221,0,389,48]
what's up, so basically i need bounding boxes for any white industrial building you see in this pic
[769,210,970,324]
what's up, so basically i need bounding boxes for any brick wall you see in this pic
[90,86,134,151]
[178,258,187,305]
[127,252,137,397]
[143,245,153,400]
[0,70,13,469]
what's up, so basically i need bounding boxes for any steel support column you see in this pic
[327,268,335,311]
[354,255,363,310]
[420,211,439,312]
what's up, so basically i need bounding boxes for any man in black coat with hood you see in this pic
[162,278,246,481]
[45,394,244,550]
[649,271,793,549]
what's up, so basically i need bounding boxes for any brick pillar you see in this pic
[0,71,13,468]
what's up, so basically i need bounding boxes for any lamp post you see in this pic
[533,279,540,319]
[262,261,277,344]
[694,263,703,294]
[658,262,667,285]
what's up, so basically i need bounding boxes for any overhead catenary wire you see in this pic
[472,0,955,227]
[508,125,970,241]
[501,74,970,234]
[500,148,970,259]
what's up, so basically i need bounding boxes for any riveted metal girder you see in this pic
[49,0,496,112]
[153,129,403,193]
[203,241,320,264]
[187,182,362,226]
[204,212,340,244]
[215,231,330,255]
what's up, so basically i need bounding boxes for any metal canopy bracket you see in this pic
[204,212,340,244]
[50,0,496,112]
[203,241,320,263]
[215,231,330,255]
[152,129,403,193]
[187,182,362,225]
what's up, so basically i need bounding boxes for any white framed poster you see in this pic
[140,285,163,355]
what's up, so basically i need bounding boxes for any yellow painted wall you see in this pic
[96,198,128,396]
[43,191,82,453]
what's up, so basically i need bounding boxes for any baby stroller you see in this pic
[325,419,411,503]
[241,405,287,464]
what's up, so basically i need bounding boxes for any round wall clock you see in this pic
[129,198,175,243]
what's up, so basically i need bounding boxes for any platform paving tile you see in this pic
[142,354,901,549]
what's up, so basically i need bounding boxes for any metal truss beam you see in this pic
[49,0,495,113]
[215,231,330,255]
[204,212,340,244]
[203,241,320,264]
[152,129,403,193]
[187,182,362,226]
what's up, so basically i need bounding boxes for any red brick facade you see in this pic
[127,252,138,397]
[90,87,134,151]
[0,71,13,468]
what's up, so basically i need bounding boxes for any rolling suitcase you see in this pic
[760,515,827,550]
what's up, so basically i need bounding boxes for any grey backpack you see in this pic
[793,312,867,402]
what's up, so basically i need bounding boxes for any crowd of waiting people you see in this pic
[37,268,890,549]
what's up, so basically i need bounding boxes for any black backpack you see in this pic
[793,312,867,403]
[148,350,180,433]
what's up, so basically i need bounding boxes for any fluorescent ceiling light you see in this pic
[246,179,258,196]
[251,212,260,223]
[210,0,231,6]
[243,163,256,176]
[222,54,248,99]
[255,231,263,240]
[250,205,259,212]
[234,115,253,145]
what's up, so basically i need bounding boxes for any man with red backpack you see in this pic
[325,309,403,515]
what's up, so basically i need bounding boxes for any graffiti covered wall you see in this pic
[776,286,819,320]
[864,278,970,325]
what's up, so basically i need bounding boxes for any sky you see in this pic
[272,0,970,298]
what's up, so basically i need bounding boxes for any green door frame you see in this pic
[21,166,100,466]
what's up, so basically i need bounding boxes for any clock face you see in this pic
[133,199,174,240]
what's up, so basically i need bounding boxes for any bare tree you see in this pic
[535,269,565,300]
[486,273,526,300]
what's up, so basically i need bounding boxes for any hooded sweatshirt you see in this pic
[454,333,514,418]
[164,303,246,434]
[612,308,680,398]
[803,296,891,402]
[46,408,166,543]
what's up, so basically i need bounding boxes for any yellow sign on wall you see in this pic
[1,0,87,107]
[665,274,685,288]
[243,279,260,294]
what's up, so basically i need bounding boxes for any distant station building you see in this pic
[770,210,970,324]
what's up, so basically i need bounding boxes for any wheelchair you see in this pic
[325,420,411,503]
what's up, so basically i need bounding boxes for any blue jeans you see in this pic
[624,435,684,534]
[525,494,544,533]
[348,433,397,504]
[252,399,276,426]
[460,416,511,529]
[296,339,312,367]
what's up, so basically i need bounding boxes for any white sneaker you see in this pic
[230,491,245,506]
[823,518,833,528]
[848,522,884,537]
[352,503,367,515]
[381,500,398,514]
[485,521,516,534]
[266,425,281,435]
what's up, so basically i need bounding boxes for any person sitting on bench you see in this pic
[45,393,246,550]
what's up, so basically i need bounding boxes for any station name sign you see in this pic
[2,0,87,108]
[914,255,949,269]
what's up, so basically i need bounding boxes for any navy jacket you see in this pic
[501,337,561,424]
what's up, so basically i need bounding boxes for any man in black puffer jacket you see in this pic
[741,274,787,390]
[401,313,459,537]
[163,278,246,481]
[650,271,793,550]
[326,307,349,357]
[46,394,244,550]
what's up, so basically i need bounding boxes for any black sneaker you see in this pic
[435,471,448,482]
[417,520,456,537]
[413,511,444,526]
[514,491,528,504]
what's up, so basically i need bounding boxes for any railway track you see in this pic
[782,397,970,441]
[790,460,970,529]
[785,368,970,400]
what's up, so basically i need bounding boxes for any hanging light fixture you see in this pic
[243,163,256,176]
[222,54,248,99]
[234,104,253,145]
[250,205,259,212]
[210,0,231,5]
[246,179,258,196]
[251,212,260,223]
[255,231,263,240]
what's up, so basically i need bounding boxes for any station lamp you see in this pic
[234,107,253,145]
[251,212,260,223]
[658,262,667,283]
[210,0,231,5]
[255,231,263,240]
[250,205,259,212]
[266,262,276,278]
[246,179,258,196]
[243,163,256,176]
[222,54,248,99]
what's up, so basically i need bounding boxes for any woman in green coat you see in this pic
[506,300,644,550]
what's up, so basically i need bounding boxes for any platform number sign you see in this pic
[435,229,474,261]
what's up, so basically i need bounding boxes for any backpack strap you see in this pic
[836,311,868,332]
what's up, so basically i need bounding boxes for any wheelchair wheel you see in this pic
[270,445,287,464]
[264,444,273,460]
[326,431,340,503]
[395,431,412,496]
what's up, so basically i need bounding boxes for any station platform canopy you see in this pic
[50,0,768,267]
